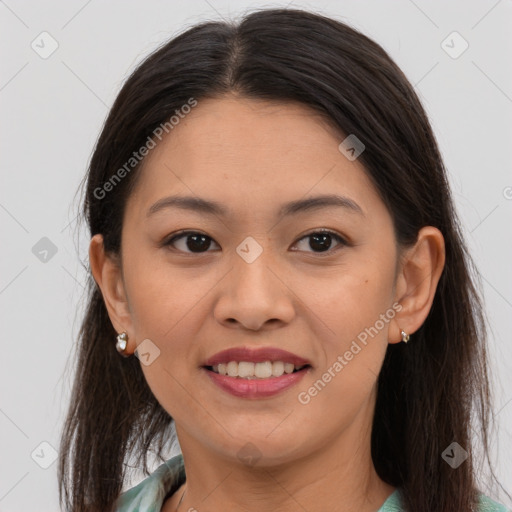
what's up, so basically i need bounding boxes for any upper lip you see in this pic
[202,346,311,367]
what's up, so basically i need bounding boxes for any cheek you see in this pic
[297,256,397,350]
[122,243,208,338]
[294,269,394,432]
[294,254,396,418]
[121,251,226,404]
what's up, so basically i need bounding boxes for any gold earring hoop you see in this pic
[116,332,130,357]
[401,330,410,343]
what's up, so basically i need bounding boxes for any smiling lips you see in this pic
[202,346,312,398]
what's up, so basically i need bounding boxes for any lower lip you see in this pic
[203,367,310,399]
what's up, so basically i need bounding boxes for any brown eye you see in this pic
[164,231,219,253]
[293,230,347,254]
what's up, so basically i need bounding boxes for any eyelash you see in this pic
[161,229,349,256]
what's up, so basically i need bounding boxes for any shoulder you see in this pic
[378,489,510,512]
[477,493,511,512]
[113,454,186,512]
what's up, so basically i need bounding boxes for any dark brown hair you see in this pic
[58,7,503,511]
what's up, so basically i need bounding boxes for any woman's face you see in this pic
[117,95,403,465]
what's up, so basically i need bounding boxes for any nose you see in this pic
[213,249,295,331]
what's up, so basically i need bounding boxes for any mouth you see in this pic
[204,361,311,379]
[201,346,312,399]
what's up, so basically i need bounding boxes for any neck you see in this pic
[167,401,395,512]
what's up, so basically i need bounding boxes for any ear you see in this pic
[389,226,446,344]
[89,234,134,353]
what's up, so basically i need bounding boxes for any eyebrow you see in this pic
[146,194,365,218]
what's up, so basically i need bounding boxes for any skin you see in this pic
[90,94,445,512]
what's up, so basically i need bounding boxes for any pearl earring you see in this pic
[116,332,130,357]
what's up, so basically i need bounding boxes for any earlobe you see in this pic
[89,234,134,350]
[389,226,446,344]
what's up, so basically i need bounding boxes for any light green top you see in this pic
[113,454,510,512]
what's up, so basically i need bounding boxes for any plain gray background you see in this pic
[1,1,511,510]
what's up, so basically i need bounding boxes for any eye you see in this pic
[163,230,220,254]
[292,229,347,255]
[162,229,348,255]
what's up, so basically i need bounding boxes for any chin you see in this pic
[211,434,306,468]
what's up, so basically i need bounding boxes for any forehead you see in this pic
[126,95,385,222]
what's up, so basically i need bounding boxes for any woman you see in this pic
[58,7,510,512]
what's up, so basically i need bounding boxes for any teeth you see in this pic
[211,361,306,379]
[284,362,294,374]
[238,361,255,378]
[272,361,284,377]
[227,361,238,377]
[254,361,272,378]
